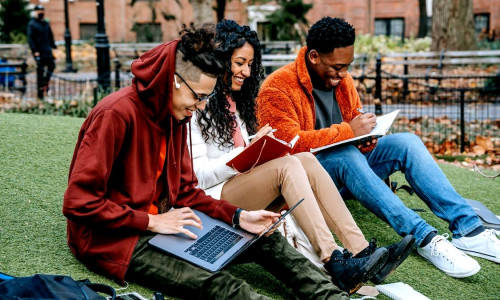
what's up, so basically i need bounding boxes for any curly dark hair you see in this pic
[178,23,224,76]
[306,17,356,54]
[195,20,264,149]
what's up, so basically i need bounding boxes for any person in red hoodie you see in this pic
[63,25,348,300]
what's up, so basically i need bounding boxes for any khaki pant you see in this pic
[221,152,369,261]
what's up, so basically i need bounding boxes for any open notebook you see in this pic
[375,282,430,300]
[310,110,400,153]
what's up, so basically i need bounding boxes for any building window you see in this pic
[374,18,405,40]
[474,13,490,34]
[133,23,162,43]
[79,23,97,41]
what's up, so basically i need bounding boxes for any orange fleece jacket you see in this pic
[257,46,375,154]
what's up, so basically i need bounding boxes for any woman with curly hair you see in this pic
[189,19,414,295]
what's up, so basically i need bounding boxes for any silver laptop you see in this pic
[148,199,304,272]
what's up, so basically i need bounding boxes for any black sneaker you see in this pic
[355,235,416,284]
[324,248,388,295]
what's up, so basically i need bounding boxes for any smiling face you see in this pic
[171,73,217,121]
[229,42,254,92]
[307,45,354,90]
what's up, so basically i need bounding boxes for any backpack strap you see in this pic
[79,280,116,300]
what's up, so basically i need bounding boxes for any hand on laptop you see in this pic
[239,210,280,236]
[147,207,203,239]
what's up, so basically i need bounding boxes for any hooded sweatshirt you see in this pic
[63,40,238,283]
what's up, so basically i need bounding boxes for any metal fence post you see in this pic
[20,60,27,95]
[114,58,121,91]
[375,53,383,115]
[459,89,465,153]
[403,55,409,100]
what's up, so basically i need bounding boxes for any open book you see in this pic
[226,135,300,173]
[310,109,400,153]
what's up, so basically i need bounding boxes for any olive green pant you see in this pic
[126,232,348,300]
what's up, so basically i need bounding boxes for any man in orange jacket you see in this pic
[257,17,500,278]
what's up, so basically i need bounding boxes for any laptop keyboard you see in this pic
[185,225,243,264]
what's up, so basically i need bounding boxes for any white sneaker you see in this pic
[417,233,480,278]
[452,229,500,263]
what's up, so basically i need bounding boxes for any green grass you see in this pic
[0,113,499,300]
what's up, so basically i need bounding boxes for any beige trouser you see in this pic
[221,152,369,262]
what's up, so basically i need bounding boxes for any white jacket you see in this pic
[188,110,250,199]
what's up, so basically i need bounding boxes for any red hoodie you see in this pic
[63,40,238,283]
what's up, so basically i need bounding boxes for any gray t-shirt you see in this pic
[313,87,343,129]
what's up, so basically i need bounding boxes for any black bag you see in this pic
[0,274,116,300]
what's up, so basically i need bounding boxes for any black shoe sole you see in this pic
[371,235,416,284]
[343,248,389,295]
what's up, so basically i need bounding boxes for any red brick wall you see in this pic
[30,0,499,43]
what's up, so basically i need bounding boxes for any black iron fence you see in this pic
[262,50,499,154]
[2,46,498,155]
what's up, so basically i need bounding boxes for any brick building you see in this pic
[30,0,499,43]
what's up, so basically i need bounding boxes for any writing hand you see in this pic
[249,124,275,145]
[239,210,280,236]
[349,113,376,136]
[147,207,202,239]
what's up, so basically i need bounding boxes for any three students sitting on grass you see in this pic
[63,17,499,300]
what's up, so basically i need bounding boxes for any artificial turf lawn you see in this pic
[0,113,498,299]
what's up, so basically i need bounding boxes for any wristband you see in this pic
[232,208,243,228]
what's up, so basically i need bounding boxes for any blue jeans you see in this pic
[316,133,482,246]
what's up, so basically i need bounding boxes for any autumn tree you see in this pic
[431,0,477,51]
[417,0,427,38]
[191,0,216,25]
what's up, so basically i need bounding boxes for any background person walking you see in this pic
[27,4,56,101]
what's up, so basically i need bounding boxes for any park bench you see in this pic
[260,40,300,55]
[0,45,29,96]
[261,52,369,77]
[380,50,500,70]
[110,43,161,71]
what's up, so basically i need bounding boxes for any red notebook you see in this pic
[226,135,300,173]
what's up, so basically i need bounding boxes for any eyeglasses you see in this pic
[174,72,216,104]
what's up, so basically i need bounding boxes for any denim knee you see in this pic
[316,145,366,169]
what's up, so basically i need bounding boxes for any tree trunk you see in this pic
[432,0,477,51]
[417,0,427,38]
[216,0,226,22]
[191,0,216,26]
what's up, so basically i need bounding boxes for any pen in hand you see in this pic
[357,108,366,114]
[248,128,277,139]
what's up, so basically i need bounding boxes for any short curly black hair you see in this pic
[306,17,355,54]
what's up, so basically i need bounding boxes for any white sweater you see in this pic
[188,110,250,199]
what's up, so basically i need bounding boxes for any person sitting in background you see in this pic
[189,19,414,295]
[256,16,500,278]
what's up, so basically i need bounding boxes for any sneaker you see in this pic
[324,248,388,295]
[355,235,415,284]
[451,229,500,263]
[417,233,480,278]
